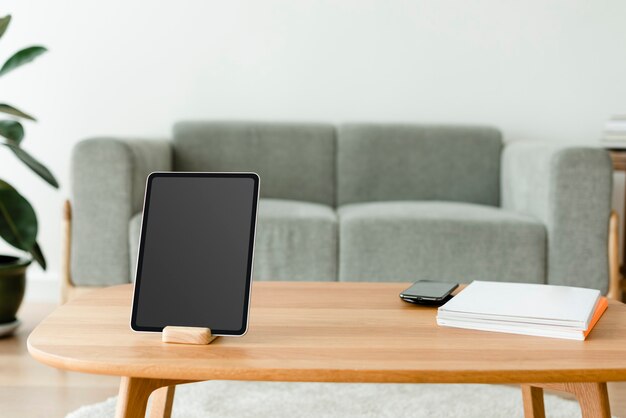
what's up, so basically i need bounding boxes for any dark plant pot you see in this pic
[0,255,31,324]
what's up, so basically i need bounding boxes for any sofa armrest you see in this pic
[501,142,613,293]
[70,138,172,286]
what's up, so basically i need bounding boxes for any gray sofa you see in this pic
[70,122,613,293]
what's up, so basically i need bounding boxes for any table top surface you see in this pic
[27,282,626,384]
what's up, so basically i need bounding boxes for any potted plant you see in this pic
[0,14,57,336]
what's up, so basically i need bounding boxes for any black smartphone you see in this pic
[399,280,459,305]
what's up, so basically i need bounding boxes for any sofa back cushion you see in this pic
[337,124,502,206]
[173,122,336,206]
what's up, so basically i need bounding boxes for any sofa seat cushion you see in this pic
[338,201,546,283]
[254,199,338,281]
[129,212,143,281]
[128,198,338,283]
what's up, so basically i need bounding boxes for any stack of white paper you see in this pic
[437,281,603,341]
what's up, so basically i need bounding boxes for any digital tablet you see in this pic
[130,172,259,336]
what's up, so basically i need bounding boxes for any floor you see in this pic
[3,303,626,418]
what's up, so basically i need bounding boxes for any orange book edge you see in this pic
[583,296,608,339]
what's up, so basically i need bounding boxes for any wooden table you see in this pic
[28,282,626,418]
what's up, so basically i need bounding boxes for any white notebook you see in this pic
[437,281,600,330]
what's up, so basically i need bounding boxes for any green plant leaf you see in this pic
[29,241,46,270]
[0,103,35,121]
[2,142,59,188]
[0,15,10,40]
[0,120,24,143]
[0,180,38,253]
[0,45,47,77]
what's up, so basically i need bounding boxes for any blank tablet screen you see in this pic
[131,172,259,335]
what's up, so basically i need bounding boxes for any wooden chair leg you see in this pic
[521,385,546,418]
[149,385,176,418]
[526,382,611,418]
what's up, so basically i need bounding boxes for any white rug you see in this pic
[65,381,593,418]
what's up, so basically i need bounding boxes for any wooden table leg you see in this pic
[115,377,191,418]
[522,385,545,418]
[560,382,611,418]
[522,382,611,418]
[150,385,176,418]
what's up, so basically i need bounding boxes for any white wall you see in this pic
[1,0,625,299]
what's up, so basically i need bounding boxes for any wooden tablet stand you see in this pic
[162,326,217,345]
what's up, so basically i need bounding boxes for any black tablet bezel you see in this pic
[130,172,260,336]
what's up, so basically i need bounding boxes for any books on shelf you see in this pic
[436,281,607,341]
[601,114,626,146]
